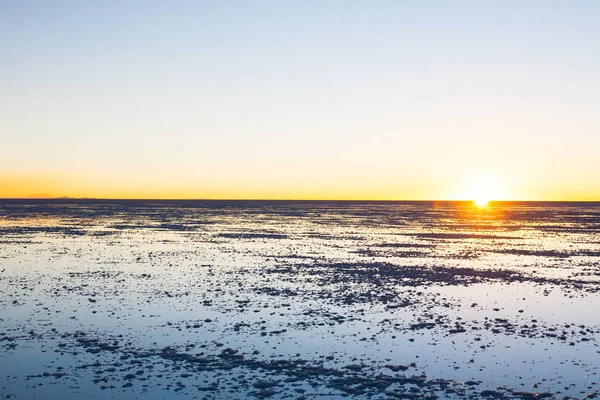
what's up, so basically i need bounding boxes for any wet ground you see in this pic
[0,200,599,399]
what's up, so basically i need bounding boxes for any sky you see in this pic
[1,1,599,200]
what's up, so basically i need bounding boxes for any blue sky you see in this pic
[1,1,599,199]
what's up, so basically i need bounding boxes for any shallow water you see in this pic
[0,200,599,399]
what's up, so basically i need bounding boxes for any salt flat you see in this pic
[0,200,599,399]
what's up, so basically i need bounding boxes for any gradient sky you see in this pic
[1,1,599,200]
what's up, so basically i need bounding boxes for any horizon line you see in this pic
[1,197,600,203]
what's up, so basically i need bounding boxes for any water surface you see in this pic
[0,200,599,399]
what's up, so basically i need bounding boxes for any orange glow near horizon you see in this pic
[1,168,600,201]
[6,180,428,200]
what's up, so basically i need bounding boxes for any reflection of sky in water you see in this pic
[0,201,599,398]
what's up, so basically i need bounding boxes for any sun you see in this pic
[454,171,512,206]
[474,197,489,207]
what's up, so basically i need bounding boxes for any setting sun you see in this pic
[474,198,489,207]
[455,171,510,205]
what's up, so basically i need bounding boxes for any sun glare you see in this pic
[474,198,489,207]
[458,172,510,207]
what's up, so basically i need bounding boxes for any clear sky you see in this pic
[1,1,599,200]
